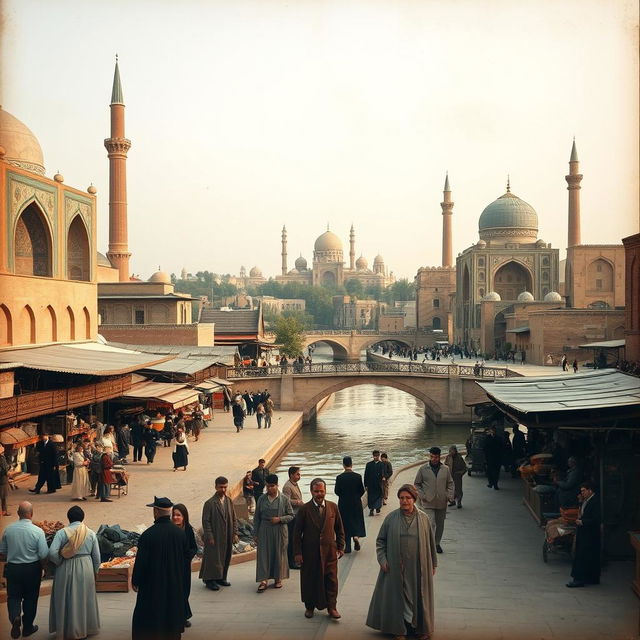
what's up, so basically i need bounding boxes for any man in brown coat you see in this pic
[293,478,345,620]
[199,476,238,591]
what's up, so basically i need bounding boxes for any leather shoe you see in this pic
[28,489,40,494]
[354,540,361,551]
[566,580,585,588]
[100,498,113,502]
[216,579,231,586]
[436,545,443,554]
[304,609,314,618]
[206,581,220,590]
[23,626,39,638]
[185,620,192,627]
[328,609,341,619]
[10,616,20,639]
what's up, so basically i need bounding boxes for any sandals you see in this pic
[257,581,268,593]
[274,581,283,589]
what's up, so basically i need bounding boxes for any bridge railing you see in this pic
[226,362,512,379]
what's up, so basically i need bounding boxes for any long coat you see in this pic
[571,495,601,584]
[366,508,437,636]
[293,500,345,610]
[254,492,294,581]
[364,460,384,509]
[413,463,454,509]
[199,494,237,581]
[132,516,188,640]
[334,470,366,538]
[36,439,61,490]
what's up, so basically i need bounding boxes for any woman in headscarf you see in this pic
[171,503,198,628]
[172,427,189,471]
[48,505,101,639]
[366,484,437,640]
[70,442,90,501]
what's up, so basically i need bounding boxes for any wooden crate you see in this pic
[96,581,130,593]
[96,562,134,592]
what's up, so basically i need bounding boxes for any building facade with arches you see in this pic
[0,107,98,348]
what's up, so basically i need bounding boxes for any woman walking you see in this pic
[173,428,189,471]
[70,443,90,501]
[366,484,437,640]
[172,503,198,628]
[254,474,294,592]
[48,506,101,640]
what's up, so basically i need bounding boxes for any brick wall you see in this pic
[99,323,214,346]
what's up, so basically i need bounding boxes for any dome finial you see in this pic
[506,175,511,193]
[444,171,451,192]
[111,55,124,105]
[570,138,579,163]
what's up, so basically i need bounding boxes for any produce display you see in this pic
[33,520,65,545]
[99,556,134,569]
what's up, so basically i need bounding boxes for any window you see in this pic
[135,310,145,324]
[433,299,440,308]
[478,258,485,267]
[596,279,602,290]
[432,317,441,330]
[596,264,602,272]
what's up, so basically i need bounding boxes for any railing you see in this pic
[227,362,511,379]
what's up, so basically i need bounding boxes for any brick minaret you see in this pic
[441,173,453,267]
[281,225,288,275]
[105,57,132,282]
[349,224,355,270]
[566,139,582,248]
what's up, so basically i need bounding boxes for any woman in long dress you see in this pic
[172,503,198,627]
[366,483,437,640]
[172,427,189,471]
[70,443,90,500]
[49,505,101,640]
[254,473,294,592]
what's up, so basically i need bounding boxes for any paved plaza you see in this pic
[15,461,638,640]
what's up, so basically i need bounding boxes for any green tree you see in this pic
[344,278,364,297]
[383,278,416,304]
[274,315,305,358]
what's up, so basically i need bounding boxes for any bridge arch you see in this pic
[305,339,349,361]
[361,337,414,353]
[300,377,444,423]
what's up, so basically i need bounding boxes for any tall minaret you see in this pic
[105,56,132,282]
[281,225,288,275]
[566,139,582,248]
[349,224,355,270]
[441,173,453,267]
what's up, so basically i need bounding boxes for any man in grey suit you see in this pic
[414,447,454,554]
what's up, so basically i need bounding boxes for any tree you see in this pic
[274,315,305,358]
[345,278,364,297]
[383,278,416,304]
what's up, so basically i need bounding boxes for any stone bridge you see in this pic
[300,330,443,361]
[227,361,516,425]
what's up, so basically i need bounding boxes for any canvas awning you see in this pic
[579,339,625,349]
[506,326,530,334]
[119,381,199,409]
[192,377,233,392]
[477,369,640,427]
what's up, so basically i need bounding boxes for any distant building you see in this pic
[332,296,381,329]
[256,296,306,315]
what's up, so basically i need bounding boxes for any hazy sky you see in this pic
[2,0,638,281]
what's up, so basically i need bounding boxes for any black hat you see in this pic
[429,446,441,455]
[146,496,173,508]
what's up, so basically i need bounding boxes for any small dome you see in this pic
[148,270,171,284]
[373,254,384,265]
[535,239,546,248]
[476,239,487,249]
[96,252,112,267]
[249,266,262,278]
[54,172,64,183]
[356,255,368,270]
[0,108,45,175]
[87,184,97,195]
[295,255,308,270]
[314,230,343,252]
[482,291,501,302]
[517,291,534,302]
[478,190,538,239]
[544,291,562,302]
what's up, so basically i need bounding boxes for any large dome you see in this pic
[295,255,308,270]
[0,108,45,175]
[249,266,262,278]
[478,191,538,242]
[314,230,343,252]
[148,270,171,284]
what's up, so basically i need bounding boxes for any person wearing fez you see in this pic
[132,497,189,640]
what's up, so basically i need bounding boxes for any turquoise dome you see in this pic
[478,191,538,236]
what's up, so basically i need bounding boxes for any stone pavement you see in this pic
[0,409,303,535]
[22,463,638,640]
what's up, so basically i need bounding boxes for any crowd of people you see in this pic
[229,390,274,432]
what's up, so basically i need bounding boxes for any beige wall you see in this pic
[415,266,455,333]
[98,322,214,346]
[379,315,405,332]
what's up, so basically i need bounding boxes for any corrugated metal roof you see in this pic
[0,343,173,376]
[104,342,238,364]
[141,357,221,375]
[199,308,260,333]
[579,339,625,349]
[120,380,199,408]
[477,369,640,415]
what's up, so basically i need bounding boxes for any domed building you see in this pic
[274,224,394,289]
[454,178,560,353]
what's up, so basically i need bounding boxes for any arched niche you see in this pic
[0,304,12,345]
[432,316,442,330]
[66,306,76,341]
[19,305,36,344]
[83,307,91,339]
[493,261,532,301]
[67,215,90,281]
[587,258,614,292]
[43,305,57,342]
[14,202,53,277]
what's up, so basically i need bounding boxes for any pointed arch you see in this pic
[587,258,614,292]
[0,304,12,345]
[45,305,57,342]
[83,307,91,340]
[14,202,53,277]
[67,215,91,281]
[20,305,36,344]
[66,306,76,341]
[493,261,532,301]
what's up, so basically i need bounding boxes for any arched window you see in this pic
[432,317,441,330]
[67,216,90,281]
[462,265,470,303]
[322,271,336,287]
[587,259,613,292]
[14,203,52,277]
[433,298,440,308]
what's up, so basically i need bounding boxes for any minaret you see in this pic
[105,56,132,282]
[349,224,355,270]
[441,173,453,267]
[281,225,288,275]
[566,139,582,248]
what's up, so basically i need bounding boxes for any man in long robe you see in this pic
[200,476,238,590]
[364,451,384,516]
[567,481,601,588]
[29,435,60,494]
[293,478,345,619]
[132,496,188,640]
[334,456,366,553]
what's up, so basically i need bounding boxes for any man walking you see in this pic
[132,496,188,640]
[0,501,49,639]
[200,476,238,591]
[364,450,384,516]
[264,395,275,429]
[483,426,503,490]
[293,478,345,620]
[380,452,393,505]
[282,466,304,569]
[444,445,467,508]
[29,433,60,494]
[414,447,454,553]
[334,456,366,553]
[252,459,270,504]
